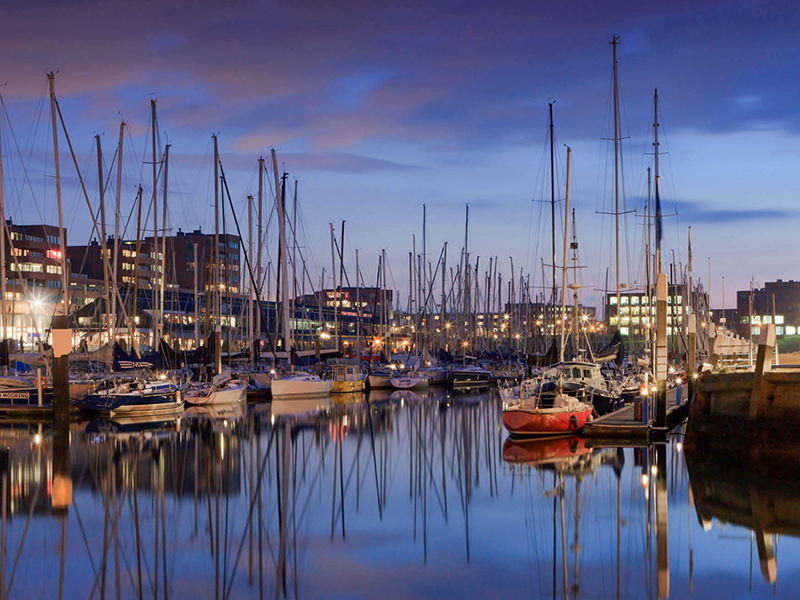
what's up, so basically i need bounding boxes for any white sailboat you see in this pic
[268,150,334,399]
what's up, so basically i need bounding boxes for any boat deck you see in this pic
[583,387,689,443]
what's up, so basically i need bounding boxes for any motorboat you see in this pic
[270,372,333,398]
[331,365,366,394]
[451,365,492,388]
[84,377,183,418]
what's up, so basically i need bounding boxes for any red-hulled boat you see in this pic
[502,394,592,437]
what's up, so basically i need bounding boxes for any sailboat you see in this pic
[268,151,333,399]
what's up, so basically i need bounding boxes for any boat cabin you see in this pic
[550,361,608,391]
[332,365,360,382]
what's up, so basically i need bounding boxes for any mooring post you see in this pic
[656,273,668,429]
[51,314,71,427]
[687,314,696,402]
[748,323,775,422]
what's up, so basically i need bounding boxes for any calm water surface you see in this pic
[2,388,798,599]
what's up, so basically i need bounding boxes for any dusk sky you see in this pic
[2,0,799,311]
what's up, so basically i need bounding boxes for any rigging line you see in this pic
[0,91,51,228]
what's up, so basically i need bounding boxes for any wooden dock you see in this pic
[584,387,689,443]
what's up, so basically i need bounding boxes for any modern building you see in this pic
[3,220,102,350]
[736,279,800,339]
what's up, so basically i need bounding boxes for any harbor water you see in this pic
[2,388,798,598]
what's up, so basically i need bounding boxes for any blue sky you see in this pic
[1,0,799,310]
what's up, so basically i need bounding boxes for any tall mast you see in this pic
[653,88,661,276]
[559,147,571,363]
[549,102,557,331]
[48,73,69,314]
[256,157,264,346]
[356,249,362,360]
[160,143,169,349]
[132,185,143,352]
[112,120,124,344]
[150,99,159,348]
[611,36,622,322]
[213,135,221,374]
[272,150,291,366]
[248,194,254,365]
[330,223,337,349]
[95,135,111,345]
[570,209,581,350]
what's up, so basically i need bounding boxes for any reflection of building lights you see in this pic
[650,465,657,475]
[676,441,682,453]
[462,341,469,348]
[34,434,41,445]
[641,473,648,488]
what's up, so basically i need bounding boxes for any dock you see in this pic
[583,387,690,444]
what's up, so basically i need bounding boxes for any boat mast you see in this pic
[570,209,581,350]
[112,120,124,345]
[150,99,159,349]
[549,102,557,336]
[95,135,111,347]
[213,135,221,374]
[272,149,291,369]
[559,147,571,363]
[611,36,622,325]
[256,157,264,350]
[248,194,254,365]
[653,88,661,276]
[160,143,169,350]
[132,184,143,353]
[48,73,69,315]
[330,223,338,350]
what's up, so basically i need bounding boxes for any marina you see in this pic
[0,1,798,597]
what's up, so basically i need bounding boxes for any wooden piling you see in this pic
[51,314,71,428]
[748,323,775,422]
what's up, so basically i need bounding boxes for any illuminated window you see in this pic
[631,296,639,306]
[620,306,629,315]
[763,315,772,324]
[787,326,797,335]
[620,327,629,335]
[621,296,629,306]
[751,325,761,335]
[776,315,784,324]
[610,317,618,326]
[777,326,784,335]
[609,297,618,306]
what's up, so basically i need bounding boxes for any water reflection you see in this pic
[0,391,797,597]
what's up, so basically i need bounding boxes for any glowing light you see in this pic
[650,385,657,394]
[676,441,682,453]
[462,341,469,348]
[650,464,657,475]
[692,373,699,380]
[270,369,276,375]
[445,323,451,329]
[676,378,682,385]
[34,434,41,445]
[159,373,167,380]
[641,473,649,488]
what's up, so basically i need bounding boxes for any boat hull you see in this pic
[451,370,491,388]
[271,379,333,398]
[390,377,429,389]
[502,407,592,436]
[331,379,366,394]
[186,385,247,405]
[367,374,393,389]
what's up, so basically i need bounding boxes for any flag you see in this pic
[687,226,692,272]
